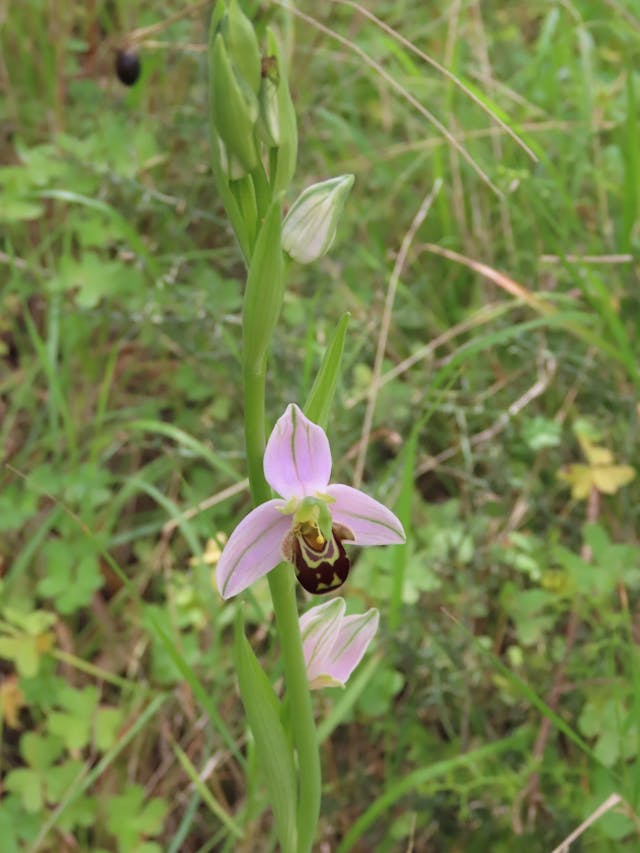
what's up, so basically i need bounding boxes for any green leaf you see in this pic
[0,198,44,222]
[521,416,562,451]
[48,252,145,309]
[37,539,103,614]
[0,484,38,532]
[47,687,99,750]
[0,794,41,849]
[0,636,40,677]
[106,784,168,850]
[21,732,64,771]
[57,794,97,833]
[4,768,43,813]
[304,313,349,428]
[94,707,124,751]
[234,612,297,853]
[46,759,85,804]
[500,585,556,646]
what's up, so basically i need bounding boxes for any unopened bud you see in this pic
[257,58,281,147]
[218,0,261,96]
[209,34,259,177]
[282,174,354,264]
[263,30,297,194]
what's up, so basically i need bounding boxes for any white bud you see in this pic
[282,174,354,264]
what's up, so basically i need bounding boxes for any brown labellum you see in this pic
[283,522,354,595]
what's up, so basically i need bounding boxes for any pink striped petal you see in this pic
[300,598,346,683]
[326,484,405,545]
[263,404,332,499]
[216,500,290,599]
[324,609,380,686]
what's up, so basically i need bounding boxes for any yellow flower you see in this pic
[558,434,635,500]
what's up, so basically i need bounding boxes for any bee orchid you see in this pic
[216,403,405,599]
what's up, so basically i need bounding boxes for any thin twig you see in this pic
[418,242,554,314]
[352,181,442,487]
[548,793,623,853]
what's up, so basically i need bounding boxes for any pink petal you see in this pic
[326,484,405,545]
[299,598,346,683]
[216,500,291,599]
[263,404,332,499]
[325,609,380,685]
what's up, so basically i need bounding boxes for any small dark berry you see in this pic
[115,49,141,86]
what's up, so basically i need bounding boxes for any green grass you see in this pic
[2,0,640,850]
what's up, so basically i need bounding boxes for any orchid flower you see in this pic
[300,598,379,689]
[216,403,405,599]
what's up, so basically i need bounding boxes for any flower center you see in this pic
[280,494,335,541]
[297,519,326,552]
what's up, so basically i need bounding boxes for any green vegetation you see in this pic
[2,1,640,850]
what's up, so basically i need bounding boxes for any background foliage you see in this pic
[1,0,640,850]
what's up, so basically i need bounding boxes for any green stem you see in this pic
[243,362,321,853]
[243,362,269,505]
[269,564,321,853]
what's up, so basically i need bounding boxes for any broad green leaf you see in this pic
[4,768,43,813]
[21,732,64,770]
[234,613,297,853]
[0,635,49,678]
[304,313,349,429]
[47,687,99,751]
[46,760,85,803]
[0,199,43,222]
[106,784,168,849]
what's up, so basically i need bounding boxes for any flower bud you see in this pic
[282,174,354,264]
[257,61,281,147]
[209,34,259,177]
[299,598,380,690]
[218,0,261,96]
[259,30,298,194]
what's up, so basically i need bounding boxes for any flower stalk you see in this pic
[208,6,384,850]
[242,337,321,853]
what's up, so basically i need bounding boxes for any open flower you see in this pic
[300,598,379,689]
[216,403,405,599]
